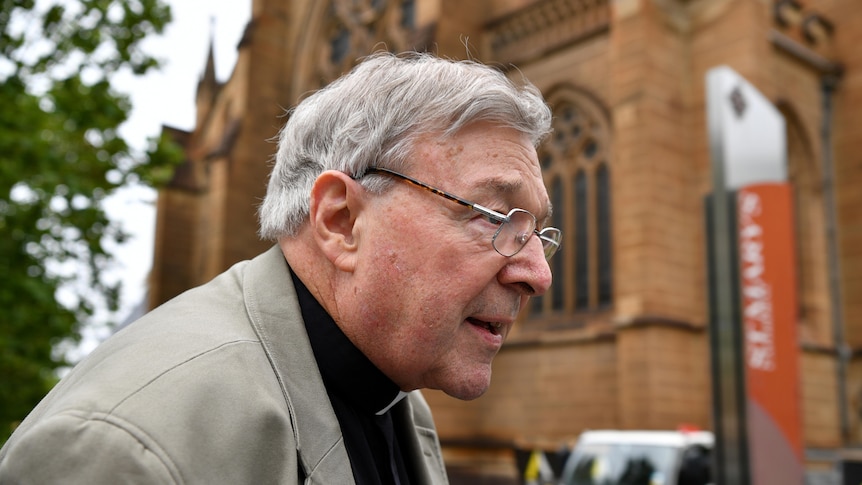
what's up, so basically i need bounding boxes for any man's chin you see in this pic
[441,374,492,401]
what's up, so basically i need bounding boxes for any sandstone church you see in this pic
[147,0,862,482]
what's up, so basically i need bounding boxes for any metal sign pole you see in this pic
[706,68,750,484]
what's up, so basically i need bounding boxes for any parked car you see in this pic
[557,429,713,485]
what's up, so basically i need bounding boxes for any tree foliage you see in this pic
[0,0,183,443]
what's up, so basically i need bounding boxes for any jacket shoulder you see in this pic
[0,410,178,483]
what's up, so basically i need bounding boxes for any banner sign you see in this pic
[706,65,803,485]
[737,183,803,485]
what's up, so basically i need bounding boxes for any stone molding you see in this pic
[483,0,610,65]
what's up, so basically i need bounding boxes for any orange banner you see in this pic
[737,183,803,485]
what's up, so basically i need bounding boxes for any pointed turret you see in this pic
[200,22,217,89]
[195,17,221,131]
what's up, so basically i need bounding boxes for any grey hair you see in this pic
[258,51,552,240]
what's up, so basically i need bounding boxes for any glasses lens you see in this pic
[492,209,536,257]
[538,227,562,260]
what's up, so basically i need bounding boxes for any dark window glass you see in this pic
[330,27,350,64]
[596,164,612,306]
[584,139,597,158]
[401,0,415,28]
[531,295,543,315]
[575,170,589,309]
[552,176,565,311]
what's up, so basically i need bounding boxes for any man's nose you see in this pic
[498,235,553,296]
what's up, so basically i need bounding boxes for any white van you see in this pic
[557,429,713,485]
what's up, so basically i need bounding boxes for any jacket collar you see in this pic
[243,246,353,481]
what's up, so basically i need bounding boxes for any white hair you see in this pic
[258,51,552,240]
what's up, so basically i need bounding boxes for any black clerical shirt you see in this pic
[290,268,413,485]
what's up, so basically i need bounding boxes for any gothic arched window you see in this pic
[531,87,612,318]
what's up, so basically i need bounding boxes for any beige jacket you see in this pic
[0,246,449,484]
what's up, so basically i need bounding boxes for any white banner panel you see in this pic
[707,66,787,189]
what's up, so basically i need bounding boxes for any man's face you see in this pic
[344,122,553,400]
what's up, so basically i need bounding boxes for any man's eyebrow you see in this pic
[479,177,523,196]
[476,177,553,223]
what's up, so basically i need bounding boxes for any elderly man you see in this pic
[0,52,561,484]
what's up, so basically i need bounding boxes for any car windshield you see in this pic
[559,443,678,485]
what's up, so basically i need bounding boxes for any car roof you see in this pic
[576,430,714,448]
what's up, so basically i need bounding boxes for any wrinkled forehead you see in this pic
[413,127,552,221]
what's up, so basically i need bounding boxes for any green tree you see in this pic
[0,0,183,444]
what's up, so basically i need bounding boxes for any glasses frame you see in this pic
[362,167,561,260]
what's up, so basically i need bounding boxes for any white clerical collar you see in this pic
[376,391,409,415]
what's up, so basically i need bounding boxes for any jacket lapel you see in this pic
[393,393,450,485]
[243,246,353,483]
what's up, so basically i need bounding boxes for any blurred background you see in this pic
[59,0,251,361]
[2,0,861,484]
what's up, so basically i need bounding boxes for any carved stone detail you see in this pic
[484,0,610,65]
[315,0,415,86]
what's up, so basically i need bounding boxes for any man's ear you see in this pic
[309,170,364,272]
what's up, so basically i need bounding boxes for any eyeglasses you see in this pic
[363,167,562,261]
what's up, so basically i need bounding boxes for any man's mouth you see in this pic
[467,317,503,336]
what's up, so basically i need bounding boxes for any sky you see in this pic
[70,0,252,359]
